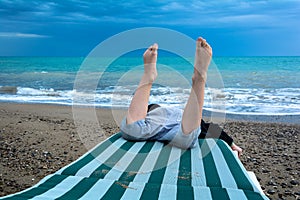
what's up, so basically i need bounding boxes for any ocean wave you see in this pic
[17,87,60,96]
[0,86,299,115]
[33,71,48,74]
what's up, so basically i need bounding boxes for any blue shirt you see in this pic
[120,107,201,149]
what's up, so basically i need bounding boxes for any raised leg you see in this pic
[181,37,212,134]
[126,43,158,125]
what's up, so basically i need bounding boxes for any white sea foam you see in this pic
[0,86,300,115]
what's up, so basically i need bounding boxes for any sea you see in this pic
[0,55,300,116]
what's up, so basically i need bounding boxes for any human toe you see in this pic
[150,43,158,53]
[196,37,205,48]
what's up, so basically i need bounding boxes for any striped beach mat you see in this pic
[1,133,269,200]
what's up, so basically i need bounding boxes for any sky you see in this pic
[0,0,299,56]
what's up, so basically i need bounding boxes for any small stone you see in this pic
[281,182,287,188]
[267,180,277,186]
[284,190,292,195]
[290,180,299,185]
[267,189,276,195]
[262,168,270,173]
[289,171,298,175]
[295,191,300,195]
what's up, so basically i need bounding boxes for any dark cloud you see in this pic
[0,0,299,56]
[1,0,299,26]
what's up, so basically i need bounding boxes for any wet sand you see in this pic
[0,103,299,199]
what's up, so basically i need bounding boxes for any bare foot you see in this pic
[143,43,158,83]
[193,37,212,81]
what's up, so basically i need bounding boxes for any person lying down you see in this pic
[120,37,242,157]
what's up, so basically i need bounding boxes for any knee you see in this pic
[170,126,201,149]
[120,117,139,135]
[171,135,198,149]
[120,117,149,140]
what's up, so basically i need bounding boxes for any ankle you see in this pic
[142,72,157,84]
[143,63,157,82]
[192,70,206,83]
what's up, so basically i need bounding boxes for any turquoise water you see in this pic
[0,56,300,115]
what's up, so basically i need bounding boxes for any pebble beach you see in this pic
[0,103,299,199]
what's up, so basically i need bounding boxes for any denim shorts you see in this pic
[120,107,201,149]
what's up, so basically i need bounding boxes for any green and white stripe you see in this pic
[0,133,269,200]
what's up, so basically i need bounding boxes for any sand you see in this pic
[0,103,299,199]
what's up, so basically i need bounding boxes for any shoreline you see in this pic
[1,101,300,125]
[0,102,299,199]
[202,109,300,125]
